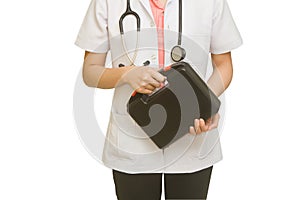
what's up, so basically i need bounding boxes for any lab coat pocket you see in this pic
[194,128,221,159]
[111,112,159,160]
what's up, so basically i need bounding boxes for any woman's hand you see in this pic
[135,82,166,94]
[118,66,166,94]
[189,113,220,134]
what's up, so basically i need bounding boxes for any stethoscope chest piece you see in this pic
[171,45,186,62]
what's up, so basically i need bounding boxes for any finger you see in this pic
[147,77,161,88]
[208,114,220,130]
[208,122,218,130]
[208,118,218,130]
[144,84,156,91]
[189,126,196,135]
[199,118,209,132]
[206,118,212,127]
[194,119,202,134]
[151,71,166,83]
[135,87,153,94]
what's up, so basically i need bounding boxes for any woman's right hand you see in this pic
[118,66,167,94]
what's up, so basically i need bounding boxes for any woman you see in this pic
[75,0,242,199]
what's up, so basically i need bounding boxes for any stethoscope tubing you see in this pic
[119,0,141,34]
[119,0,185,66]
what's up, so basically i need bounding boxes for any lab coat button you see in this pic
[151,55,157,60]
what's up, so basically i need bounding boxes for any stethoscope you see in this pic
[119,0,185,67]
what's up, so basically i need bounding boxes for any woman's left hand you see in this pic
[189,113,220,134]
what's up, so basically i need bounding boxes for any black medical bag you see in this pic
[127,62,221,149]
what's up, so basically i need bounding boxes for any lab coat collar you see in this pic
[138,0,154,22]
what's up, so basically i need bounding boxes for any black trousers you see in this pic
[112,166,213,200]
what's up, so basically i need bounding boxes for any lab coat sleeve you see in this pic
[209,0,243,54]
[75,0,109,53]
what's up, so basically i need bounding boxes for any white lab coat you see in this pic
[75,0,242,173]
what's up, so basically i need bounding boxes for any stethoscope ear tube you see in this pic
[177,0,182,46]
[170,0,185,62]
[119,0,141,66]
[119,0,141,34]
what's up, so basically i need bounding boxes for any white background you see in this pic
[0,0,300,199]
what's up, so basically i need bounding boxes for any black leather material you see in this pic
[127,62,221,149]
